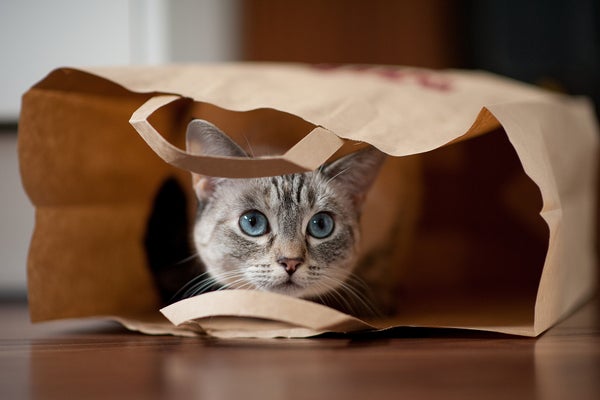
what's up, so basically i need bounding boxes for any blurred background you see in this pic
[1,0,598,297]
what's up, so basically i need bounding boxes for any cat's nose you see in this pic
[277,257,304,275]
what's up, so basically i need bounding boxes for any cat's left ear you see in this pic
[185,119,248,199]
[321,146,386,210]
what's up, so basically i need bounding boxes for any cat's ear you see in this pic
[185,119,248,199]
[321,146,386,210]
[186,119,247,158]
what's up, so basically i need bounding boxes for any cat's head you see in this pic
[186,119,384,299]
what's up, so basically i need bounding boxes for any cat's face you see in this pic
[193,171,361,298]
[186,120,384,299]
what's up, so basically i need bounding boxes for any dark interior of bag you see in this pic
[397,128,548,328]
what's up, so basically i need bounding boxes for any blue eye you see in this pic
[239,210,269,236]
[307,212,335,239]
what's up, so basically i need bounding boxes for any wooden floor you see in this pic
[0,297,598,400]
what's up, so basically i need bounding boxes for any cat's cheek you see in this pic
[197,244,225,275]
[193,216,221,246]
[310,240,354,266]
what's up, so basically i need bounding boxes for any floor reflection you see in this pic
[534,299,600,400]
[23,298,599,400]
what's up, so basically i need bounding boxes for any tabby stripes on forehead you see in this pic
[270,177,281,201]
[281,174,305,205]
[271,174,307,207]
[281,175,292,206]
[295,174,305,204]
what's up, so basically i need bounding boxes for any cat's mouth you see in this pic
[279,279,300,288]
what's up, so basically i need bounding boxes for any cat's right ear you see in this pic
[185,119,248,200]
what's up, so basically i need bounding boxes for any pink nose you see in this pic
[277,257,304,275]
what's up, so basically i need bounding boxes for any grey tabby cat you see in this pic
[179,119,395,316]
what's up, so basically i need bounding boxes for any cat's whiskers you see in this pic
[337,278,381,317]
[329,286,362,315]
[173,262,379,317]
[174,269,249,300]
[320,282,357,315]
[218,273,256,291]
[314,279,363,316]
[211,269,249,286]
[342,272,376,298]
[172,253,201,266]
[324,166,351,186]
[183,276,224,297]
[318,273,381,317]
[241,134,256,157]
[170,270,213,300]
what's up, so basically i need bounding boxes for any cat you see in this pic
[175,119,420,317]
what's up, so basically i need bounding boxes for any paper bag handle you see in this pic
[129,95,345,178]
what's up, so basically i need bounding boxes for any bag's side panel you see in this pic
[487,100,599,335]
[18,86,192,321]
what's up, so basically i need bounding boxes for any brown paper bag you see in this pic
[19,64,598,338]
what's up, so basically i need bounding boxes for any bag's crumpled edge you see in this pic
[110,290,538,339]
[158,290,374,338]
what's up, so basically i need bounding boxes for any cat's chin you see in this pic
[264,282,309,298]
